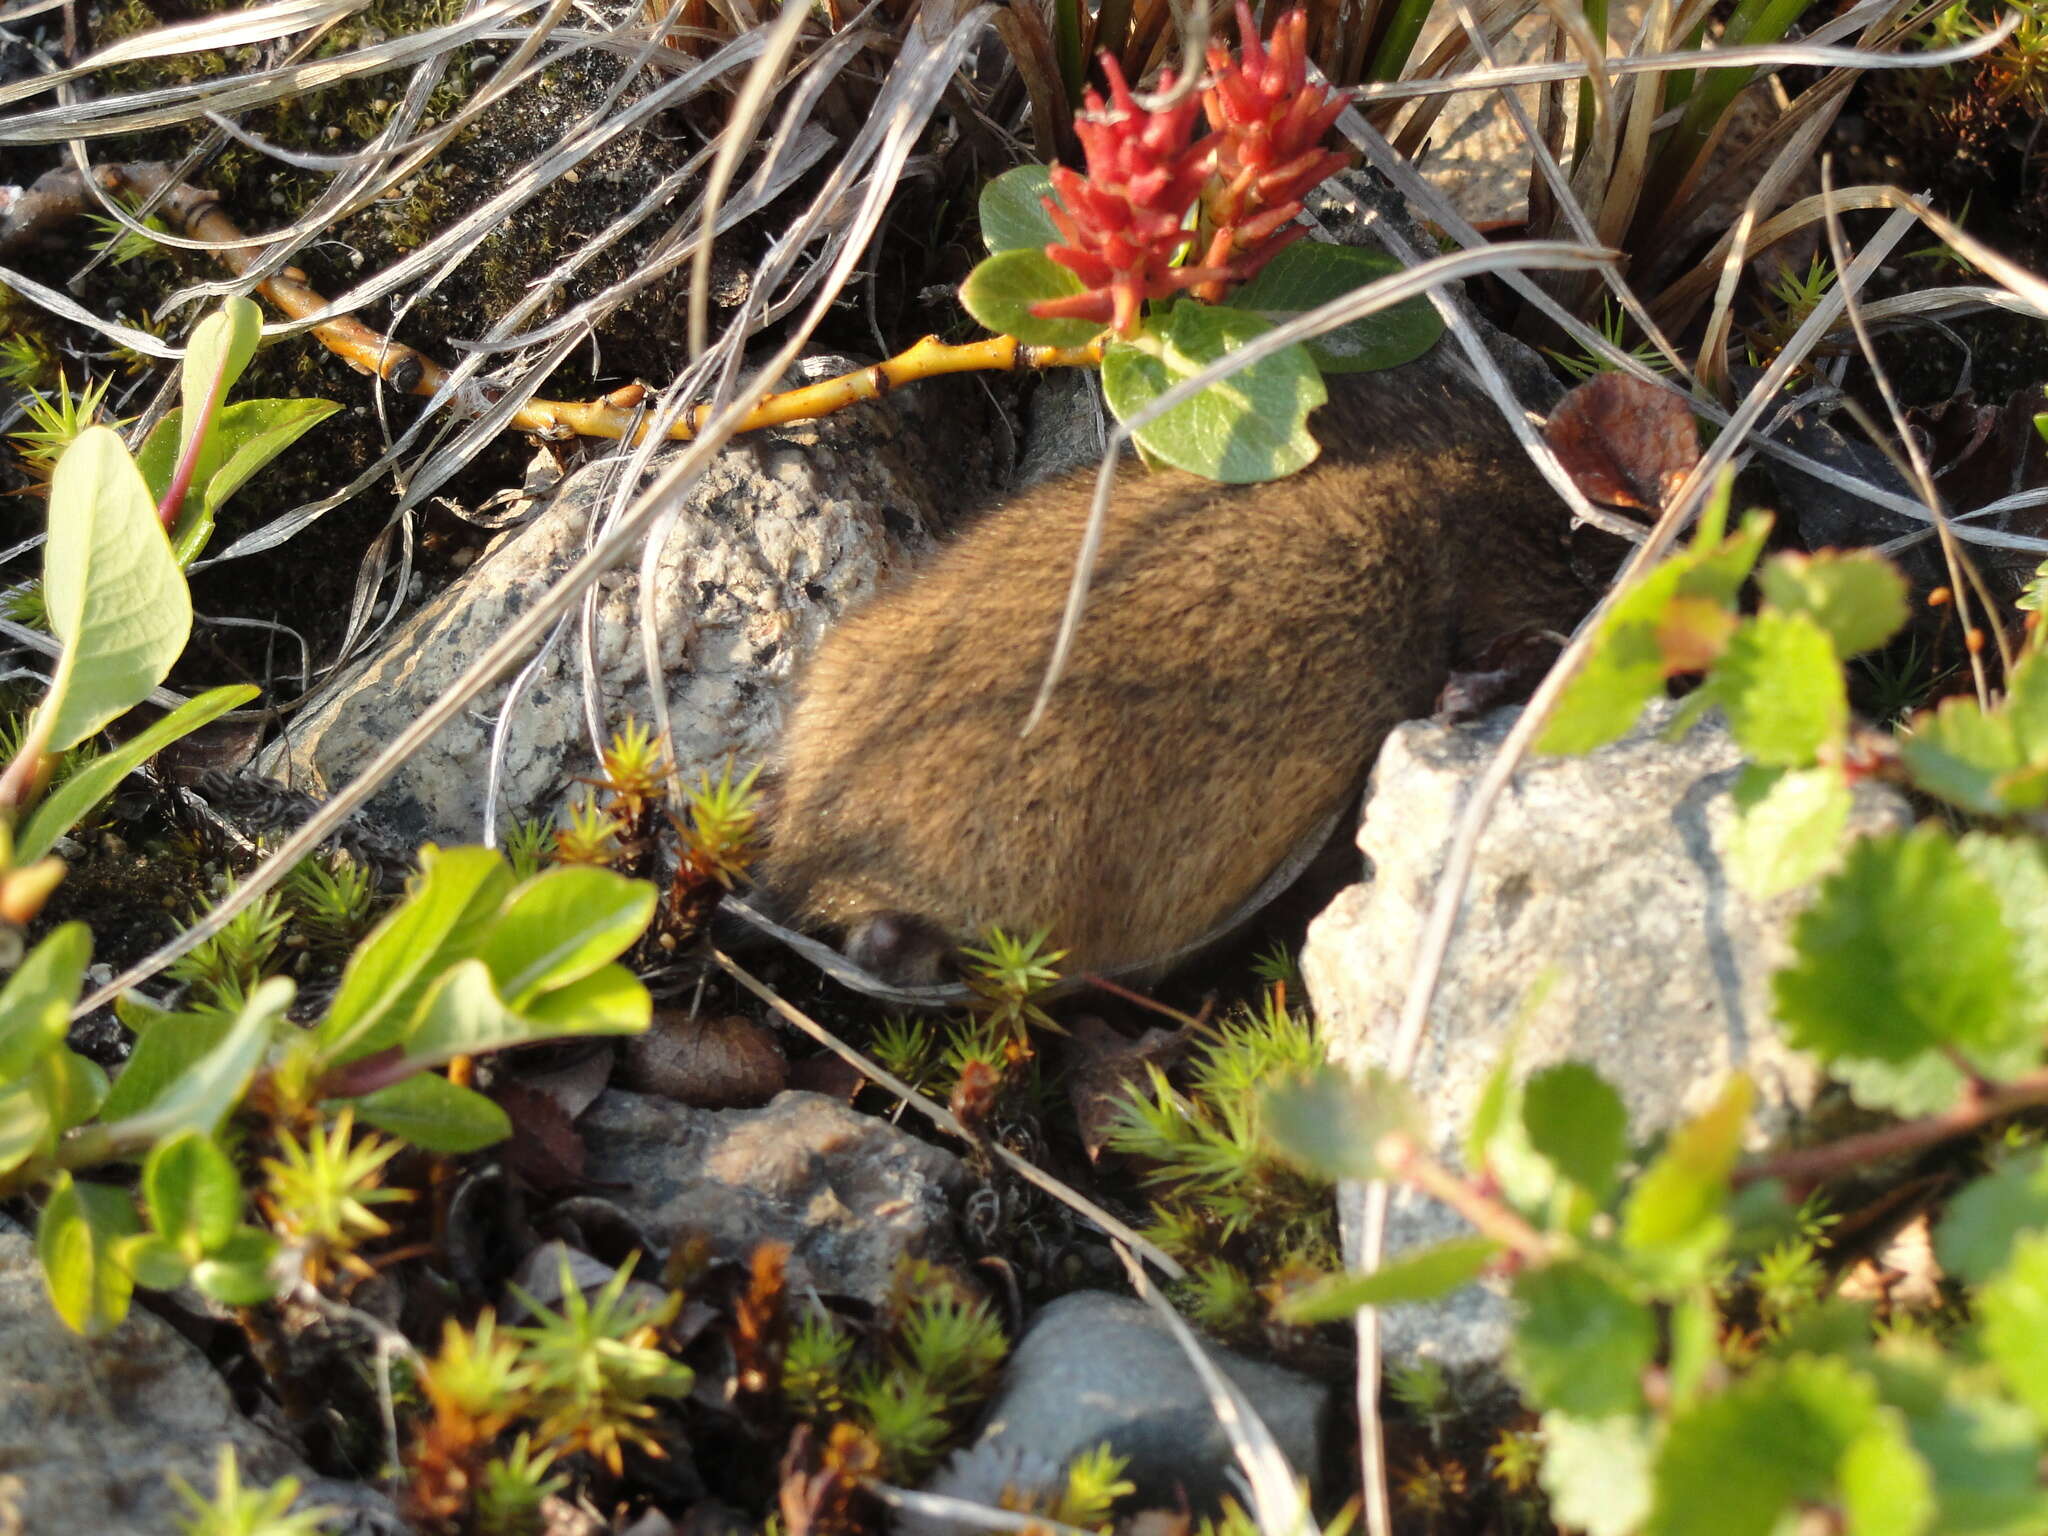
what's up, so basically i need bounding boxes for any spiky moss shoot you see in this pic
[257,1107,410,1286]
[167,889,289,1009]
[169,1444,339,1536]
[553,789,623,867]
[474,1435,566,1536]
[1107,987,1339,1344]
[279,850,378,954]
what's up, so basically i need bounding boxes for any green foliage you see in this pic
[9,373,115,481]
[851,1370,952,1479]
[1109,991,1337,1334]
[280,851,377,952]
[169,889,288,1007]
[895,1292,1007,1406]
[259,1109,407,1279]
[501,816,553,881]
[170,1445,337,1536]
[1051,1443,1136,1529]
[961,925,1066,1042]
[783,1311,856,1417]
[474,1434,565,1536]
[509,1252,694,1474]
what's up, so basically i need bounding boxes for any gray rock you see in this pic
[0,1229,387,1534]
[578,1089,970,1307]
[924,1291,1329,1515]
[258,371,1000,845]
[1303,702,1912,1383]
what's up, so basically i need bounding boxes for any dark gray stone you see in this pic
[923,1291,1329,1515]
[578,1089,970,1307]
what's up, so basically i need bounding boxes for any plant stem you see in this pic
[1734,1069,2048,1188]
[1378,1133,1550,1260]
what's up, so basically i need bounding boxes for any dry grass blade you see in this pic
[871,1486,1102,1536]
[712,949,1186,1280]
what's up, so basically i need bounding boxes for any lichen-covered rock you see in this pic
[577,1090,970,1307]
[258,376,998,843]
[1304,702,1913,1384]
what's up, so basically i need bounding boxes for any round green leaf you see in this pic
[1522,1062,1629,1202]
[979,164,1061,254]
[1725,763,1854,900]
[38,1173,140,1336]
[36,427,192,751]
[958,249,1103,347]
[476,865,657,1010]
[142,1130,241,1256]
[117,1232,194,1292]
[1262,1065,1424,1182]
[1757,549,1909,659]
[1978,1230,2048,1425]
[1711,609,1848,766]
[191,1228,286,1306]
[1509,1261,1653,1418]
[1230,242,1444,373]
[1101,305,1325,483]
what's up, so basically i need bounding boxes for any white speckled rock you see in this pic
[1303,701,1912,1386]
[258,367,999,844]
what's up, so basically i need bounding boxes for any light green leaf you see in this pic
[1230,242,1443,373]
[475,867,656,1010]
[38,1047,108,1135]
[1870,1349,2048,1536]
[1978,1230,2048,1426]
[0,1079,52,1176]
[513,960,650,1036]
[1521,1062,1629,1203]
[315,846,514,1065]
[1899,650,2048,815]
[35,426,191,751]
[1276,1237,1500,1321]
[141,1130,242,1257]
[1757,549,1909,658]
[1646,1355,1898,1536]
[1938,1149,2048,1285]
[979,164,1061,254]
[117,1232,193,1292]
[190,1227,284,1306]
[178,296,261,466]
[98,1008,234,1124]
[1620,1074,1750,1286]
[350,1070,512,1153]
[1725,763,1854,899]
[16,685,257,863]
[1840,1412,1938,1536]
[0,922,89,1080]
[958,250,1102,347]
[1102,304,1325,484]
[1709,609,1847,766]
[1510,1261,1653,1417]
[1540,1412,1655,1536]
[91,978,288,1153]
[1773,828,2022,1102]
[1261,1065,1424,1182]
[143,399,341,566]
[38,1172,140,1336]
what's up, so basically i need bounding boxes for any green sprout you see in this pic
[474,1434,566,1536]
[258,1109,408,1283]
[960,926,1066,1042]
[681,760,763,889]
[502,815,553,881]
[10,374,117,483]
[895,1292,1007,1407]
[170,1445,338,1536]
[280,852,376,952]
[169,890,288,1008]
[850,1369,953,1480]
[783,1310,856,1418]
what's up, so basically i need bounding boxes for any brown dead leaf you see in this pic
[1062,1014,1197,1162]
[1543,372,1701,513]
[492,1082,588,1190]
[624,1011,787,1108]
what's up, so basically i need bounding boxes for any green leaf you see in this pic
[117,1232,193,1291]
[1101,304,1325,484]
[1938,1149,2048,1285]
[1900,651,2048,815]
[514,961,651,1036]
[1773,828,2022,1105]
[141,1130,241,1257]
[397,959,648,1074]
[1509,1261,1653,1417]
[38,1173,140,1335]
[92,978,288,1152]
[190,1227,283,1306]
[1977,1229,2048,1425]
[1709,609,1847,765]
[1956,831,2048,1059]
[0,1079,53,1176]
[37,1047,107,1134]
[1540,1413,1655,1536]
[1464,1045,1518,1176]
[1522,1063,1629,1202]
[1839,1409,1939,1536]
[979,164,1061,254]
[98,1008,234,1124]
[1646,1355,1909,1536]
[34,426,191,751]
[957,249,1103,348]
[350,1070,512,1153]
[314,846,514,1065]
[1620,1074,1750,1286]
[1277,1237,1500,1322]
[1870,1349,2048,1536]
[475,867,656,1010]
[1666,1290,1719,1407]
[1725,764,1854,899]
[1261,1065,1424,1182]
[1230,242,1444,374]
[15,685,258,863]
[1757,549,1909,658]
[199,398,341,518]
[178,296,261,468]
[0,922,89,1080]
